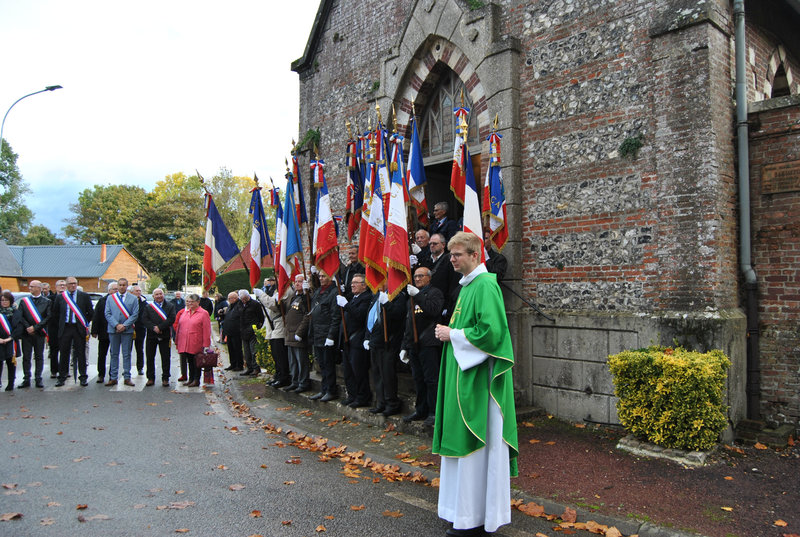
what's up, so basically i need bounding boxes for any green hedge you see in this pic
[214,268,274,296]
[608,346,730,451]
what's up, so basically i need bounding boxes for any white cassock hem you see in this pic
[438,354,511,533]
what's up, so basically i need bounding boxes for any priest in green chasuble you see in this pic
[433,231,518,536]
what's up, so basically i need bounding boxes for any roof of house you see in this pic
[1,243,127,278]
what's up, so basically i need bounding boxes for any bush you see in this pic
[608,346,730,451]
[253,326,274,375]
[215,268,274,296]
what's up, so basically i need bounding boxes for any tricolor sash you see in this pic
[21,296,48,339]
[0,313,18,355]
[62,291,89,329]
[110,292,132,320]
[148,301,168,321]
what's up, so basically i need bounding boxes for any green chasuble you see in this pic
[432,271,519,476]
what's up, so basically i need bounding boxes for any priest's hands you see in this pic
[434,324,451,342]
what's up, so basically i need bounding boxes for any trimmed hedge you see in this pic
[608,346,730,451]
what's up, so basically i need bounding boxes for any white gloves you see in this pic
[406,284,419,297]
[411,243,421,254]
[399,350,409,364]
[378,291,389,304]
[409,254,418,266]
[272,291,279,300]
[302,281,310,291]
[310,265,318,274]
[340,284,346,293]
[363,340,370,350]
[294,335,302,342]
[324,338,334,347]
[336,295,348,307]
[253,288,265,298]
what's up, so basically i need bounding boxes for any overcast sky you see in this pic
[0,0,319,237]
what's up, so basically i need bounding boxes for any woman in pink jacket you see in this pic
[174,293,212,387]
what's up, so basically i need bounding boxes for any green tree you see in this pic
[20,224,63,245]
[63,184,148,245]
[0,139,34,243]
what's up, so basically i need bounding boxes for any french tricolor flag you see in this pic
[276,174,303,298]
[451,107,485,262]
[203,193,240,290]
[311,159,339,279]
[248,184,273,289]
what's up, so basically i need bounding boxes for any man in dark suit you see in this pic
[402,266,445,425]
[46,280,66,378]
[222,292,244,372]
[131,284,147,375]
[365,282,408,416]
[411,229,432,269]
[142,288,176,386]
[308,270,340,402]
[338,245,364,299]
[428,233,461,323]
[17,280,52,389]
[428,202,459,243]
[91,281,118,383]
[336,273,373,407]
[53,277,95,387]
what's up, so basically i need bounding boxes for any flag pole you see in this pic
[396,102,419,346]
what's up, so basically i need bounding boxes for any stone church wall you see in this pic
[294,0,799,433]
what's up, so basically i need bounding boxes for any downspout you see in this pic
[734,0,760,419]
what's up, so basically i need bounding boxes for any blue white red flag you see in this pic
[291,154,308,226]
[483,131,509,252]
[270,187,281,207]
[344,138,364,240]
[451,108,485,263]
[248,185,273,289]
[384,132,411,300]
[375,123,392,216]
[203,192,240,291]
[276,176,304,298]
[406,116,428,226]
[363,142,387,293]
[311,159,340,279]
[358,129,376,267]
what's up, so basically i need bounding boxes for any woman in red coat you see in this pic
[174,293,212,387]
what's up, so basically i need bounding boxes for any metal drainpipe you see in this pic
[734,0,760,420]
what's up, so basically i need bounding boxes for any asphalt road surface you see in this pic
[1,341,599,537]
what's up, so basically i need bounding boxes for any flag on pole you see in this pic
[406,116,428,227]
[276,176,304,298]
[375,122,392,216]
[483,130,509,252]
[450,106,470,205]
[202,192,240,291]
[451,108,485,262]
[269,187,281,208]
[363,133,387,292]
[311,159,340,278]
[384,132,411,300]
[248,183,273,289]
[344,137,363,240]
[358,129,376,266]
[291,154,308,226]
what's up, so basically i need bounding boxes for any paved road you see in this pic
[1,341,602,537]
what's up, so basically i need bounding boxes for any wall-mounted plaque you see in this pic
[762,159,800,194]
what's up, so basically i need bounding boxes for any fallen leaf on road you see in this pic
[250,510,262,518]
[529,439,540,444]
[76,504,88,510]
[276,406,291,411]
[217,465,228,470]
[518,502,545,517]
[40,517,55,526]
[85,514,111,521]
[156,501,195,510]
[1,484,16,490]
[417,445,429,451]
[260,464,268,468]
[281,520,292,525]
[774,520,788,527]
[133,504,146,509]
[721,506,733,512]
[385,423,396,432]
[315,524,326,532]
[351,505,365,511]
[43,465,58,469]
[47,502,60,507]
[431,477,440,487]
[724,476,734,480]
[545,441,556,445]
[383,510,404,518]
[575,423,586,428]
[562,507,577,523]
[229,484,245,491]
[175,529,189,533]
[605,527,623,537]
[0,512,23,521]
[324,515,334,520]
[283,481,295,485]
[521,421,535,427]
[754,442,768,450]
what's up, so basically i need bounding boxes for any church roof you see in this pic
[291,0,334,73]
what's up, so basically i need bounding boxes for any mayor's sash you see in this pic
[110,292,132,320]
[0,313,18,355]
[62,291,89,330]
[148,301,168,321]
[21,296,48,340]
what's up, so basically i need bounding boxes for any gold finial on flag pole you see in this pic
[460,88,465,108]
[346,120,353,140]
[412,101,416,120]
[391,103,398,134]
[493,113,499,131]
[375,101,383,126]
[253,173,259,188]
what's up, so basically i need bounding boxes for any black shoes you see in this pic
[423,415,436,427]
[4,385,12,391]
[54,380,65,387]
[282,384,299,392]
[341,397,354,406]
[369,406,385,414]
[294,385,311,394]
[308,392,325,400]
[382,407,403,417]
[446,526,486,537]
[348,400,370,408]
[319,392,337,402]
[18,380,31,389]
[35,381,44,388]
[403,412,426,423]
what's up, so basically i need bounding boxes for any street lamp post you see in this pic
[185,252,189,293]
[1,85,63,149]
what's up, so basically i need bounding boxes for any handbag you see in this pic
[194,347,219,369]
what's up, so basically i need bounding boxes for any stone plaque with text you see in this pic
[763,160,800,194]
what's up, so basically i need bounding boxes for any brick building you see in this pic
[0,242,150,293]
[291,0,800,435]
